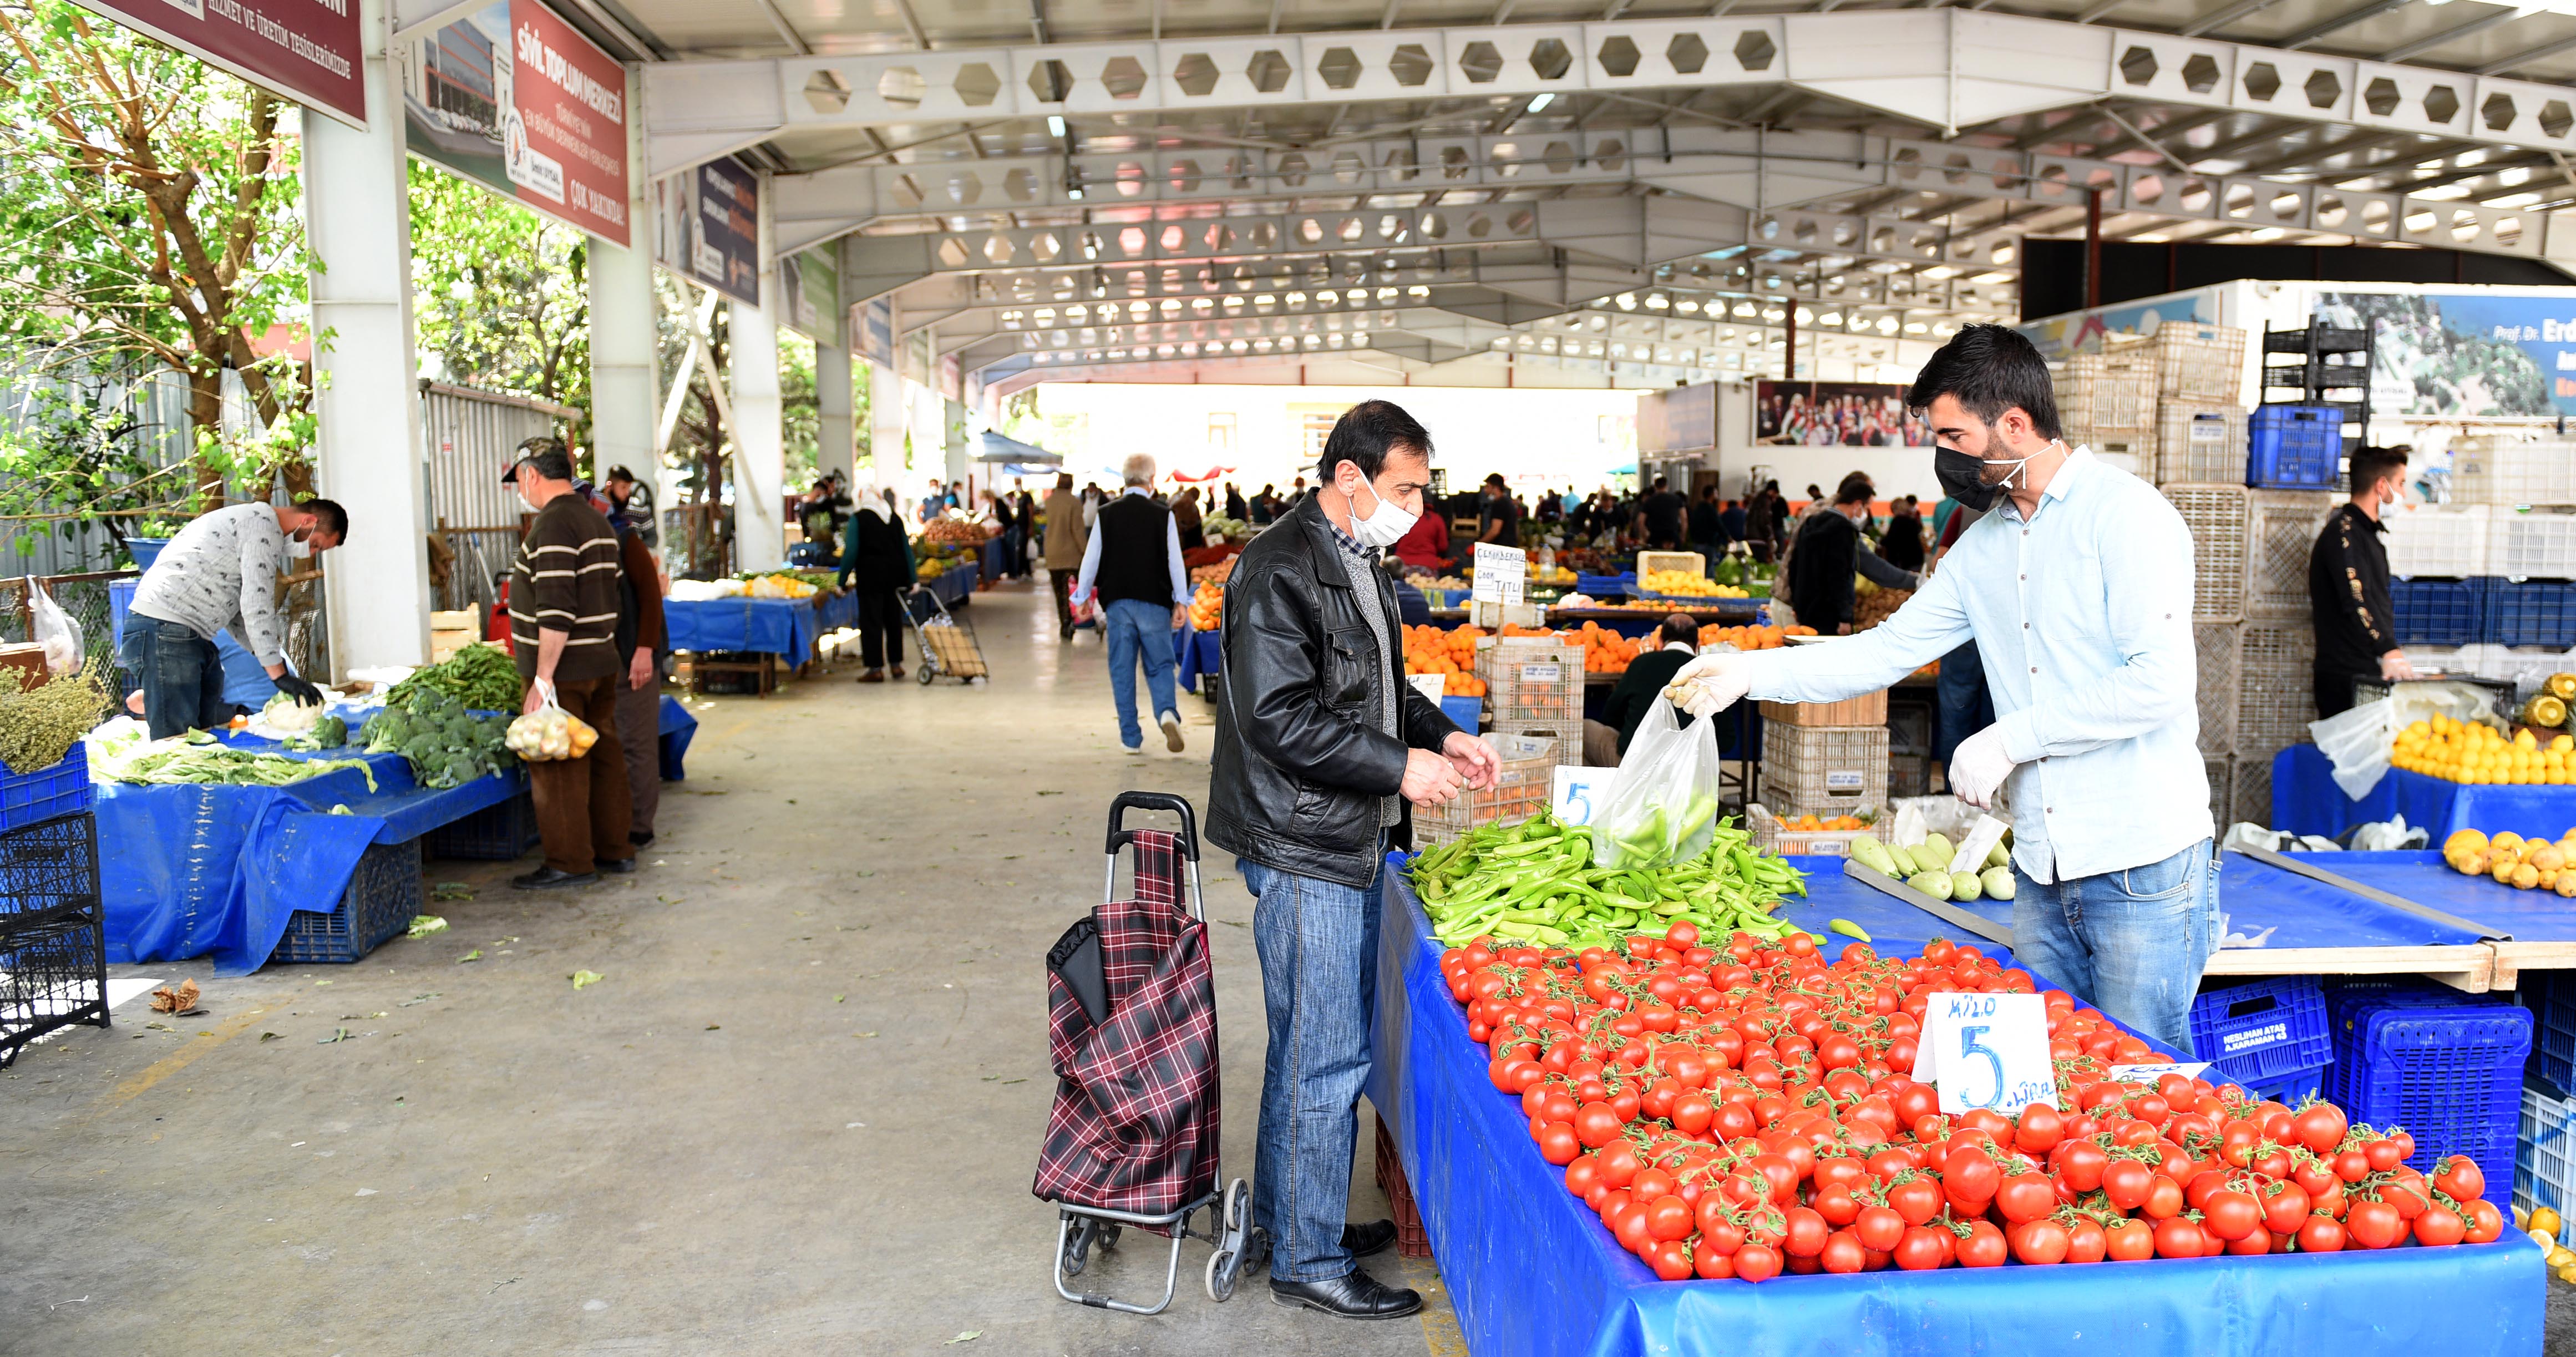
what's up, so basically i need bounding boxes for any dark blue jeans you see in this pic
[1242,843,1385,1282]
[2011,839,2222,1057]
[118,617,231,740]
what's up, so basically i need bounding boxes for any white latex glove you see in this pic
[1667,651,1755,718]
[1948,723,2019,810]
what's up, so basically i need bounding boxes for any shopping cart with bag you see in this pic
[903,583,988,684]
[1034,791,1263,1314]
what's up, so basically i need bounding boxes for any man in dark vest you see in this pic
[1072,452,1191,754]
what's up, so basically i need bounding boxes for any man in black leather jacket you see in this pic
[1209,399,1498,1321]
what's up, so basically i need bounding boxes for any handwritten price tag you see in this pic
[1909,991,2058,1118]
[1551,766,1609,826]
[1473,543,1527,606]
[2107,1061,2212,1086]
[1407,673,1447,705]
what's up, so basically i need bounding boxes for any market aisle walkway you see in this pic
[0,577,1464,1356]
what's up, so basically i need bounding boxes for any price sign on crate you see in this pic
[1473,544,1526,606]
[2108,1061,2212,1085]
[1910,991,2058,1117]
[1407,674,1446,705]
[1551,766,1609,826]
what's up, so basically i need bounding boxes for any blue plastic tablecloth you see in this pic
[815,589,858,634]
[657,693,696,781]
[2272,743,2576,842]
[661,596,820,666]
[1174,626,1219,693]
[1363,853,2544,1357]
[101,735,520,975]
[2299,850,2576,943]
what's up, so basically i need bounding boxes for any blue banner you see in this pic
[2315,289,2576,418]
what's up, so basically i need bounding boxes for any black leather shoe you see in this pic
[628,831,655,848]
[1269,1269,1421,1320]
[511,868,597,891]
[598,857,638,875]
[1342,1219,1398,1258]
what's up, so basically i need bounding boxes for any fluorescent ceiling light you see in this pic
[1047,115,1067,136]
[1527,92,1554,113]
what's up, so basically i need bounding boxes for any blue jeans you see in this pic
[2011,839,2221,1056]
[117,617,231,740]
[1243,845,1384,1283]
[1934,640,1997,763]
[1101,598,1180,749]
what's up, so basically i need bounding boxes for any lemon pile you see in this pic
[2443,827,2576,896]
[2521,1205,2576,1284]
[1639,570,1749,599]
[2393,715,2576,783]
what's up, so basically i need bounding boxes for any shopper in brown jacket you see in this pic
[504,439,634,889]
[608,497,668,849]
[1042,472,1087,640]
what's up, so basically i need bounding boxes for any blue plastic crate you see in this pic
[2189,974,2332,1084]
[2238,1063,2326,1106]
[2326,993,2531,1174]
[2390,576,2492,646]
[0,743,91,835]
[2485,579,2576,648]
[2525,971,2576,1095]
[2246,404,2346,490]
[108,578,135,649]
[424,788,540,862]
[1439,694,1482,732]
[1575,572,1635,599]
[272,838,421,964]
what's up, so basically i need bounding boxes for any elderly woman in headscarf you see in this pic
[838,468,917,682]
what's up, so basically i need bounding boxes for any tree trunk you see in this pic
[186,364,227,510]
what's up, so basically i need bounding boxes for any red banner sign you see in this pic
[73,0,367,127]
[403,0,630,247]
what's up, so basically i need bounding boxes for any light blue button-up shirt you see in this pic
[1743,448,2209,883]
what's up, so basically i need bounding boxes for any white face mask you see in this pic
[1984,438,2064,493]
[1346,475,1418,549]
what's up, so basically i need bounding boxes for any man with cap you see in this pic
[503,438,635,889]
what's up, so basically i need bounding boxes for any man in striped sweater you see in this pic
[505,439,635,890]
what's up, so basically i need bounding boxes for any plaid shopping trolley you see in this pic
[1034,791,1264,1314]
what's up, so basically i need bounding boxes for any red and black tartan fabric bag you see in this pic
[1033,829,1221,1225]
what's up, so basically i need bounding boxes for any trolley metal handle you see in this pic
[1106,791,1201,860]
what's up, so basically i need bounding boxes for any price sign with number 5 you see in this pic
[1909,992,2058,1118]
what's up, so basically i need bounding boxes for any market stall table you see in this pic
[1173,626,1221,694]
[1363,853,2543,1357]
[2264,850,2576,981]
[658,693,697,781]
[100,731,521,975]
[2270,744,2576,843]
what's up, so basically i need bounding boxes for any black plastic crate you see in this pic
[0,811,101,930]
[426,788,540,862]
[0,904,107,1067]
[273,839,422,965]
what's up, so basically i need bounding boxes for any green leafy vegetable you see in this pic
[110,746,378,791]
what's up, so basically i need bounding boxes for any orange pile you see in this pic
[1574,622,1645,674]
[1696,624,1815,650]
[1777,812,1869,832]
[1403,623,1489,697]
[1187,581,1225,631]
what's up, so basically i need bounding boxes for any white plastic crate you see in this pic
[2452,434,2576,507]
[2164,484,2248,623]
[2091,447,2148,478]
[2229,745,2280,830]
[2156,403,2249,486]
[2489,509,2576,580]
[2143,323,2250,403]
[2383,504,2490,579]
[2203,753,2234,833]
[2058,352,2157,434]
[2516,1081,2576,1218]
[2467,644,2576,699]
[2244,490,2341,619]
[2237,620,2317,753]
[2197,623,2240,755]
[2398,643,2478,677]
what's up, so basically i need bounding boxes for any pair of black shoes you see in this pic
[1268,1220,1421,1320]
[510,858,637,890]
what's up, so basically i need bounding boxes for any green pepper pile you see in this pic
[1409,809,1808,951]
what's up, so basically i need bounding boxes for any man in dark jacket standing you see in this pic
[504,439,633,889]
[1209,399,1498,1320]
[1587,612,1702,763]
[1074,454,1192,753]
[2309,445,2415,716]
[1788,478,1919,634]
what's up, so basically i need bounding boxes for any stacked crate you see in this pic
[2163,479,2336,829]
[1757,692,1891,819]
[1,767,105,1068]
[2166,484,2249,823]
[1413,732,1564,846]
[2056,348,2157,476]
[1475,635,1585,767]
[2383,445,2576,700]
[2143,323,2253,488]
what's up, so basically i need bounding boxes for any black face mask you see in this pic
[1936,449,1999,513]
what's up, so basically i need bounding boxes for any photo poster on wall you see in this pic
[401,0,631,246]
[650,156,759,305]
[1754,382,1932,448]
[2015,287,2224,362]
[2315,290,2576,420]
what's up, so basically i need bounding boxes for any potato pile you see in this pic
[2443,827,2576,896]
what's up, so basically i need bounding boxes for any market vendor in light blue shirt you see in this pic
[1671,323,2218,1055]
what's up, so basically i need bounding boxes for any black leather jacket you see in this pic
[1208,494,1461,887]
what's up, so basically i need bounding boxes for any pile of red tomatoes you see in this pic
[1441,925,2507,1282]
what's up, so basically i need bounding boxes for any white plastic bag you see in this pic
[1589,701,1724,867]
[2308,697,2394,800]
[28,576,80,676]
[504,678,598,762]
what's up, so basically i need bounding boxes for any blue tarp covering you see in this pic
[1362,853,2545,1357]
[662,596,819,665]
[816,589,858,634]
[2297,850,2576,943]
[2272,743,2576,842]
[1174,626,1219,693]
[101,732,519,975]
[657,693,697,781]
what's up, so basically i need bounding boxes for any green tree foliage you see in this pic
[0,0,313,504]
[408,161,591,433]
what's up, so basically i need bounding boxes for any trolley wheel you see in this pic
[1207,1246,1239,1302]
[1097,1223,1122,1250]
[1061,1215,1101,1278]
[915,661,936,685]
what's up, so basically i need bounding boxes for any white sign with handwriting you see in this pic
[1909,991,2058,1118]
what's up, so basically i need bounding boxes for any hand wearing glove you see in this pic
[2379,650,2418,682]
[1948,723,2019,809]
[273,672,324,708]
[1666,651,1755,719]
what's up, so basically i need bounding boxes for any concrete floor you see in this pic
[0,578,1464,1356]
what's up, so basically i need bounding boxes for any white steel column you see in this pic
[588,66,661,518]
[815,330,855,487]
[729,170,785,571]
[868,359,905,479]
[305,0,431,677]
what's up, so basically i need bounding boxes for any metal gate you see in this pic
[419,381,579,615]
